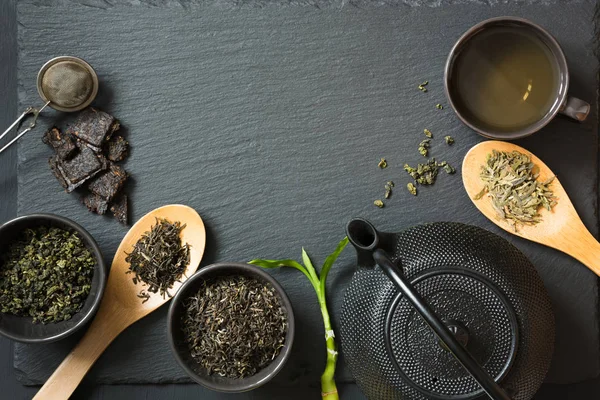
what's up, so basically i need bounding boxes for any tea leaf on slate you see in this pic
[407,182,417,196]
[404,159,439,185]
[384,181,393,199]
[438,161,456,174]
[418,139,431,157]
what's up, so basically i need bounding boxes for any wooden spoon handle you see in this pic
[543,214,600,277]
[558,228,600,277]
[33,299,131,400]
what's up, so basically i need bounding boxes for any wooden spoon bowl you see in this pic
[463,140,600,276]
[34,204,206,400]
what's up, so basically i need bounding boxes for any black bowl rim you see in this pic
[167,262,295,393]
[0,213,107,343]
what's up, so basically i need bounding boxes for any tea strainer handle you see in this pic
[0,102,50,155]
[373,249,512,400]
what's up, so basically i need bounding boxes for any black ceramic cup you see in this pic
[445,17,590,140]
[167,262,295,393]
[0,214,107,343]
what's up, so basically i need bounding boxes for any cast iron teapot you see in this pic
[340,219,554,400]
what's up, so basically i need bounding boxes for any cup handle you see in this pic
[560,96,590,122]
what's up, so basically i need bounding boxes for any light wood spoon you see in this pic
[33,204,206,400]
[463,140,600,277]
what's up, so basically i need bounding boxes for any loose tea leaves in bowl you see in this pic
[182,275,287,379]
[126,218,190,302]
[0,226,95,323]
[474,150,557,229]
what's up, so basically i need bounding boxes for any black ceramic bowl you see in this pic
[0,214,107,343]
[167,262,295,393]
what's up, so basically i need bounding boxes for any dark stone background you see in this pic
[2,0,600,399]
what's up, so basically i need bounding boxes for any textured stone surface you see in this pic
[10,0,600,390]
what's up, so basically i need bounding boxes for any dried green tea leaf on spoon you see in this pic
[475,150,557,229]
[126,218,190,301]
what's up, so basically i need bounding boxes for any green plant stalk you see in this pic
[318,290,339,400]
[249,237,348,400]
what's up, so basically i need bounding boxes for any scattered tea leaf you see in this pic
[404,159,439,185]
[378,158,388,169]
[424,129,433,138]
[407,182,417,196]
[404,158,456,186]
[444,135,454,145]
[436,103,443,109]
[475,150,557,229]
[418,139,431,157]
[374,199,385,208]
[384,181,394,199]
[438,161,456,174]
[418,81,429,92]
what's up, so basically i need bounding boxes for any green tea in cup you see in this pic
[450,27,558,132]
[445,17,589,140]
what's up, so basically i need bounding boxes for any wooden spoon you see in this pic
[33,204,206,400]
[463,140,600,277]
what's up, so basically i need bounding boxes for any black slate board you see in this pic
[12,0,600,388]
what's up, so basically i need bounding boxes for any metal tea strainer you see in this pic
[0,56,98,154]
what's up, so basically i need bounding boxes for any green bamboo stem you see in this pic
[318,291,339,400]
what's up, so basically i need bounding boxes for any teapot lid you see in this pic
[386,269,517,398]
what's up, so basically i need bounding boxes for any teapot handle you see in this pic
[373,249,511,400]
